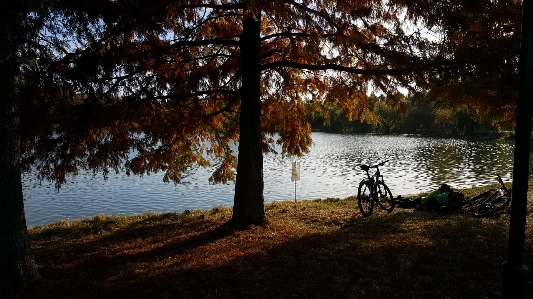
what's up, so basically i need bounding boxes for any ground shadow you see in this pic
[18,209,532,299]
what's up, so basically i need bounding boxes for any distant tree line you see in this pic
[308,93,504,137]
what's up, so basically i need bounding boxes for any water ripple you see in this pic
[23,133,522,226]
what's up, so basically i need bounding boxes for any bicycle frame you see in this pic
[477,175,509,205]
[480,188,505,205]
[360,161,387,194]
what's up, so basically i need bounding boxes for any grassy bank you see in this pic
[13,183,533,298]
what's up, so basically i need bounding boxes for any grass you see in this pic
[12,183,533,299]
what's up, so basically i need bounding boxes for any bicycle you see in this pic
[462,174,512,217]
[357,160,394,217]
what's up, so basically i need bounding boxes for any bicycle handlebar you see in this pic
[378,160,389,166]
[360,160,389,171]
[497,174,507,191]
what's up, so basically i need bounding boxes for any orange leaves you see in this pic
[209,157,237,184]
[21,0,521,190]
[261,96,312,157]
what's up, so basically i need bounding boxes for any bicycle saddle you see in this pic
[360,165,370,171]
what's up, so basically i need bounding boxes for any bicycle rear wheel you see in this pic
[473,194,511,217]
[375,181,394,212]
[358,181,374,217]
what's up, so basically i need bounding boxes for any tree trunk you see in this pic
[232,8,266,227]
[0,65,40,295]
[0,3,40,294]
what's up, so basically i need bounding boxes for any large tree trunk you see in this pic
[0,65,40,295]
[232,8,266,227]
[0,3,40,294]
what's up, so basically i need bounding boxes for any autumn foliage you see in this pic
[0,0,526,294]
[14,0,523,223]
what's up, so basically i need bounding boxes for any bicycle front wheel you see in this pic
[473,194,511,217]
[375,181,394,212]
[358,181,374,217]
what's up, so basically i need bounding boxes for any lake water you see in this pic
[22,133,523,227]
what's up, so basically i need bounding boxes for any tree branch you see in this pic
[205,95,239,117]
[261,61,412,75]
[179,3,245,10]
[166,38,239,49]
[140,88,240,103]
[262,32,314,41]
[261,60,467,75]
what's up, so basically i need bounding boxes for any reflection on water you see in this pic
[23,132,524,226]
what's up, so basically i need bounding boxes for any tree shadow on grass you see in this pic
[19,210,529,299]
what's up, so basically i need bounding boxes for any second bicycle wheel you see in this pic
[357,181,374,217]
[474,194,511,217]
[375,181,394,212]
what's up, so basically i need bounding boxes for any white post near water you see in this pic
[291,162,300,202]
